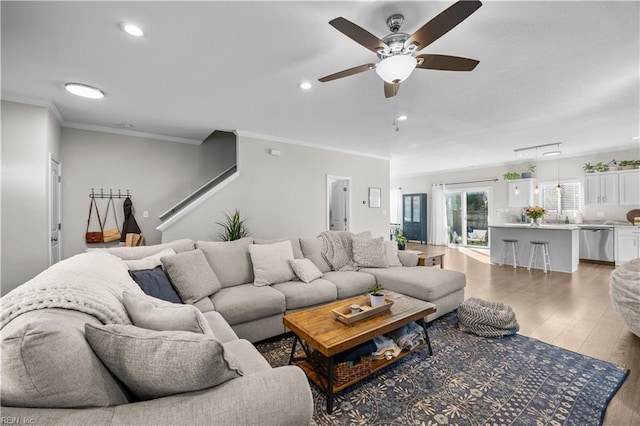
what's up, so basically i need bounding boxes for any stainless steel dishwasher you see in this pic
[579,227,614,262]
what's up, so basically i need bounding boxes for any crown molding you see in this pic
[1,94,64,124]
[62,121,202,145]
[236,130,391,161]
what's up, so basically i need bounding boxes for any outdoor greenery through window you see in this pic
[539,181,580,213]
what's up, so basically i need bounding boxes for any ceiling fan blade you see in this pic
[318,63,375,82]
[416,54,479,71]
[384,81,401,98]
[408,0,482,52]
[329,17,386,54]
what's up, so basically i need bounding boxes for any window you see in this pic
[538,181,580,213]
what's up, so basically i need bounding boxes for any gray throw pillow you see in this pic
[289,258,324,283]
[248,240,296,286]
[123,291,212,334]
[196,238,254,287]
[299,238,332,273]
[384,241,403,267]
[161,249,222,304]
[84,324,243,400]
[352,236,389,268]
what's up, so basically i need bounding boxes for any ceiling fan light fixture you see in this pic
[375,55,417,83]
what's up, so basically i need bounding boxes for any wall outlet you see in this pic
[597,211,605,218]
[143,210,149,218]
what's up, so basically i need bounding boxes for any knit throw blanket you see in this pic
[319,231,357,271]
[1,252,140,329]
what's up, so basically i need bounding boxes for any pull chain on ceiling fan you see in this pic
[319,0,482,98]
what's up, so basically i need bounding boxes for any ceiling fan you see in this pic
[319,0,482,98]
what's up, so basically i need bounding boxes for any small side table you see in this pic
[418,253,444,269]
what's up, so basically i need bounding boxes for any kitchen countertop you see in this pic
[490,224,580,230]
[494,223,636,229]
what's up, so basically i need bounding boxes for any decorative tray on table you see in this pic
[332,297,394,325]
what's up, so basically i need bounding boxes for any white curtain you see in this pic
[428,184,447,245]
[390,188,403,225]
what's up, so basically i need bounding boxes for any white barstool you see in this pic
[499,239,520,268]
[528,241,552,273]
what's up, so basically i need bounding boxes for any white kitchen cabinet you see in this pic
[584,173,619,205]
[618,170,640,205]
[508,179,535,207]
[615,227,640,265]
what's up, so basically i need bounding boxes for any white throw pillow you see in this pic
[123,291,212,334]
[124,248,176,271]
[289,258,323,283]
[248,240,296,286]
[352,236,389,268]
[384,241,403,267]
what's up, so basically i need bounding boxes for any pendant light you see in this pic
[554,143,563,194]
[534,147,539,195]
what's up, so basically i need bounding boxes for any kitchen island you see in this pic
[489,224,579,273]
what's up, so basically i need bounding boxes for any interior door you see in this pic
[327,176,350,231]
[49,155,61,265]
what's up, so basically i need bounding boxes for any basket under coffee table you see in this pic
[283,290,436,413]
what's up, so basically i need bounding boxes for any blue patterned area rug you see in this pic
[255,312,628,426]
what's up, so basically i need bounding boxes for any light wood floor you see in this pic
[407,242,640,426]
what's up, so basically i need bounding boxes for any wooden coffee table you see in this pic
[283,290,436,413]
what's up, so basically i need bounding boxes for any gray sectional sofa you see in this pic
[0,235,466,425]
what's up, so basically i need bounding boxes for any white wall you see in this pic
[392,147,639,235]
[161,135,391,242]
[60,128,235,258]
[1,101,60,295]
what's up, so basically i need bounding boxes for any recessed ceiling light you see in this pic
[397,115,408,121]
[122,23,144,37]
[298,81,312,90]
[64,83,104,99]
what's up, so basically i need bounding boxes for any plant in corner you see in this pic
[216,210,249,241]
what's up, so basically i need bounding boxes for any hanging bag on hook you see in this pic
[102,197,122,243]
[85,198,104,244]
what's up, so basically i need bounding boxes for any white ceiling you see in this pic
[2,1,638,177]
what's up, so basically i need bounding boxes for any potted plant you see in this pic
[524,206,546,227]
[521,164,536,179]
[396,228,407,250]
[619,160,638,170]
[216,210,249,241]
[583,162,595,173]
[503,172,520,180]
[370,283,385,307]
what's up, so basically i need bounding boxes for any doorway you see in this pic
[49,154,61,265]
[445,187,490,248]
[326,175,350,231]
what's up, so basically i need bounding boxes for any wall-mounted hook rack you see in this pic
[89,188,132,199]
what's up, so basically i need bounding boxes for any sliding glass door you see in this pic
[445,188,490,248]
